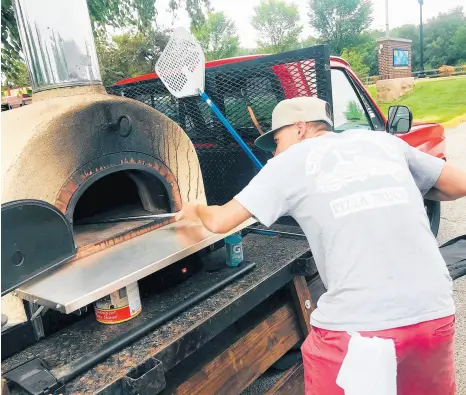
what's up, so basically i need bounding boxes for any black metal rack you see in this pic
[107,46,332,206]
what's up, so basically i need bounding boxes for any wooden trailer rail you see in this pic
[168,276,313,394]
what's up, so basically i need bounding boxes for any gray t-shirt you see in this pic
[235,130,454,332]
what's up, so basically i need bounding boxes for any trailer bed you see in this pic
[3,227,314,394]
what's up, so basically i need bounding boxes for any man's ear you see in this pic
[296,121,307,139]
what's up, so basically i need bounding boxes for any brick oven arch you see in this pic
[56,152,182,220]
[55,152,183,256]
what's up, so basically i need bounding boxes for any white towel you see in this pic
[336,332,397,395]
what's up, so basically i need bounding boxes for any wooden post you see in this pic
[289,276,313,335]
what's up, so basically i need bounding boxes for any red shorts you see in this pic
[301,315,456,395]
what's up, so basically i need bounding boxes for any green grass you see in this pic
[366,77,466,124]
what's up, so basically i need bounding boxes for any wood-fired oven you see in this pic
[1,1,206,261]
[1,0,257,331]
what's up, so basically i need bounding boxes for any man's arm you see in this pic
[176,200,253,234]
[177,159,289,233]
[401,140,466,200]
[424,162,466,201]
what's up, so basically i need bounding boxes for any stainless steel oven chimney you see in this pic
[14,0,102,92]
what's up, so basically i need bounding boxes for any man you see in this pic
[177,96,466,394]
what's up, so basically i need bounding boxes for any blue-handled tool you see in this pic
[198,89,263,169]
[155,27,263,170]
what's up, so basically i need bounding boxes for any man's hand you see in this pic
[176,200,253,234]
[175,203,200,223]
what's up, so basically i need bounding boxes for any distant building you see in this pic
[1,86,32,111]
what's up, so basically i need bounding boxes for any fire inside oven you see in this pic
[71,169,171,248]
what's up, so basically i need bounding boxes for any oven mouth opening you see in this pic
[72,170,171,248]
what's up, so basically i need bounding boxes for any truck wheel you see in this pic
[425,199,441,237]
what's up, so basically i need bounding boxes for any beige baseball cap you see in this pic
[255,96,333,152]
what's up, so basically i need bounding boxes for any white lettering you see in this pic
[330,187,409,218]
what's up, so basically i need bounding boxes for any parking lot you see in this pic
[438,123,466,394]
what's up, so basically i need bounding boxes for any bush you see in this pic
[438,65,456,77]
[340,48,370,80]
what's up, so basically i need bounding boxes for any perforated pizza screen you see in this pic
[155,28,205,98]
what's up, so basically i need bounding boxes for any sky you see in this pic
[155,0,465,48]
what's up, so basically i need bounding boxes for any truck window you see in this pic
[331,69,372,132]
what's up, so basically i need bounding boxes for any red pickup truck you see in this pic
[113,53,445,235]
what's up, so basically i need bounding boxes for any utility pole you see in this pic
[385,0,389,37]
[418,0,425,78]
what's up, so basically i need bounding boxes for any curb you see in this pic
[441,114,466,129]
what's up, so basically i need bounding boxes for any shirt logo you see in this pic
[316,152,406,193]
[306,132,407,193]
[330,187,409,218]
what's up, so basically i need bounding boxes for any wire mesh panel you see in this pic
[107,45,332,205]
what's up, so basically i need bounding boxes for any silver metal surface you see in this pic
[17,219,255,314]
[14,0,101,92]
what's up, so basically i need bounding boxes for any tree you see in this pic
[452,25,466,64]
[340,48,370,80]
[388,8,465,71]
[236,47,259,56]
[191,12,240,61]
[2,56,30,88]
[308,0,373,55]
[300,35,317,49]
[96,29,170,86]
[1,0,22,81]
[1,0,209,79]
[423,7,465,68]
[344,100,365,122]
[251,0,303,53]
[360,31,384,76]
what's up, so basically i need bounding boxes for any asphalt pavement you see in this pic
[438,122,466,394]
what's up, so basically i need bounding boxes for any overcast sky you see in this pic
[156,0,464,48]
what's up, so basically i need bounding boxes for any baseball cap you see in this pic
[255,96,333,152]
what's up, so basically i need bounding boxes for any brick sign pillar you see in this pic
[377,37,412,80]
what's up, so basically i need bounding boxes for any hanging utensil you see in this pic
[241,88,265,136]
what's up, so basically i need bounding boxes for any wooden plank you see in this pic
[289,276,313,335]
[174,303,302,395]
[265,362,305,395]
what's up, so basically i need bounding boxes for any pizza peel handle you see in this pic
[155,27,263,170]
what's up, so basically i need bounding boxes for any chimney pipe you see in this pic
[14,0,102,93]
